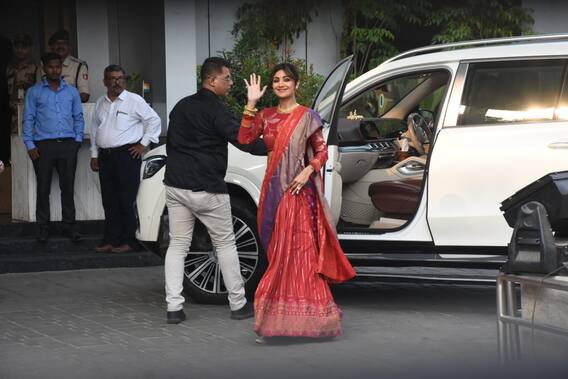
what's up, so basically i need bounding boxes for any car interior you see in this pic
[334,70,450,232]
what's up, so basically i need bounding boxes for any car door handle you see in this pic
[548,142,568,149]
[398,161,425,176]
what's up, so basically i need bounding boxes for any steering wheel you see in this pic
[406,113,432,156]
[408,113,433,143]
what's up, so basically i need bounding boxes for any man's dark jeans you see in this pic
[32,139,78,228]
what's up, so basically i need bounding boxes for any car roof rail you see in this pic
[382,34,568,65]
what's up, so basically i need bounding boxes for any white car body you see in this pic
[136,35,568,298]
[137,146,266,243]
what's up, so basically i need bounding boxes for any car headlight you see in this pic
[143,155,167,179]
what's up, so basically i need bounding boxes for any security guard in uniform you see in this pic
[6,33,39,134]
[37,30,89,103]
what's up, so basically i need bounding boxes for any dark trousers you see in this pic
[98,147,141,246]
[32,139,78,227]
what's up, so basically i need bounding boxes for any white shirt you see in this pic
[90,90,161,158]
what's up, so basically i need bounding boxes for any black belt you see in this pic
[37,138,75,143]
[99,143,137,154]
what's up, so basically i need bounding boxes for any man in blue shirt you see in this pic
[22,52,84,242]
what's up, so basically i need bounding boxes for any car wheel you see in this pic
[158,197,266,304]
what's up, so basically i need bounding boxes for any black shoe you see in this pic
[37,227,49,243]
[230,302,254,320]
[62,227,81,242]
[167,309,186,324]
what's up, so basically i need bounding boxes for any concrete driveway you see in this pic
[0,266,564,378]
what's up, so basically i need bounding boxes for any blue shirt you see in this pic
[22,78,84,150]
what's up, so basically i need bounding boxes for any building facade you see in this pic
[0,0,566,221]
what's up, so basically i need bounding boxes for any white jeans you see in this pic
[164,186,246,312]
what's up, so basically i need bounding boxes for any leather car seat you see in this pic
[368,179,423,219]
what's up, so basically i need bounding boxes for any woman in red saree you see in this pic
[238,63,355,342]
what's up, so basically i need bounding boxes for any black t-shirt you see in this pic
[164,88,266,193]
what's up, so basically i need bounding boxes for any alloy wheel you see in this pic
[183,216,260,295]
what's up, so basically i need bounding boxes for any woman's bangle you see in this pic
[243,105,258,117]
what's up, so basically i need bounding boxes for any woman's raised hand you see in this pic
[244,73,267,107]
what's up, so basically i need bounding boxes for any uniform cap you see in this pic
[48,29,69,45]
[13,33,32,47]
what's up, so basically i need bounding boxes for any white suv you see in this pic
[136,34,568,303]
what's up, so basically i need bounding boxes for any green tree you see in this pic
[428,0,534,43]
[216,0,324,117]
[232,0,320,59]
[341,0,534,76]
[341,0,430,76]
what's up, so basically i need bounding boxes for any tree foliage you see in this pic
[217,0,324,117]
[342,0,431,76]
[342,0,534,76]
[232,0,320,59]
[428,0,534,43]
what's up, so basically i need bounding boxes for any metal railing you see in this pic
[497,271,568,364]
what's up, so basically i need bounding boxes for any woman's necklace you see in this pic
[277,102,299,113]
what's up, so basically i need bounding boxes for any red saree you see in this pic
[238,106,355,338]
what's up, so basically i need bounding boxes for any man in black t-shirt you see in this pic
[163,57,265,324]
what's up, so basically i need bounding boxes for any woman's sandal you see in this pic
[255,336,266,344]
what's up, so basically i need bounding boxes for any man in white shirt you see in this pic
[90,64,161,253]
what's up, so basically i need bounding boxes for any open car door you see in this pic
[311,56,353,222]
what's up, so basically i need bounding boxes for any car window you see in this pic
[340,74,429,119]
[419,86,446,124]
[312,56,353,125]
[458,60,566,126]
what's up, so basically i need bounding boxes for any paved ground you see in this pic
[0,267,565,379]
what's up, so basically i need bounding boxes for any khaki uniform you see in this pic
[37,55,89,95]
[6,58,39,134]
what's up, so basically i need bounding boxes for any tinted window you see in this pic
[312,57,352,124]
[340,71,448,119]
[458,60,566,126]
